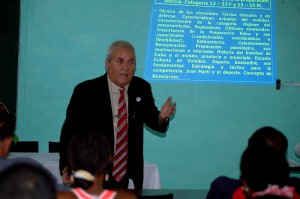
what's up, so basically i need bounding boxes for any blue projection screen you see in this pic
[144,0,276,85]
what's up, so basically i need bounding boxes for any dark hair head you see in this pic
[68,128,112,189]
[0,162,56,199]
[240,144,290,192]
[0,101,16,140]
[248,126,288,155]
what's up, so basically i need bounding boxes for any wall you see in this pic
[17,0,300,189]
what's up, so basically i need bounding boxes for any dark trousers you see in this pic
[104,174,129,189]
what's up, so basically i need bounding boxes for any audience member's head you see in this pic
[57,128,136,199]
[248,126,288,155]
[0,162,56,199]
[0,101,16,158]
[207,126,297,199]
[68,128,112,189]
[240,144,291,198]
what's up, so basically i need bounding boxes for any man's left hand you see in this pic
[159,97,176,121]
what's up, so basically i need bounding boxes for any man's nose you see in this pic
[121,63,130,70]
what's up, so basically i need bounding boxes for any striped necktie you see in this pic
[112,88,128,182]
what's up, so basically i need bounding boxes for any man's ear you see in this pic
[105,61,109,71]
[3,136,13,157]
[4,136,13,146]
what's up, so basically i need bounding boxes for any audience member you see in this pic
[0,100,66,191]
[232,144,300,199]
[57,128,137,199]
[206,126,300,199]
[0,162,56,199]
[0,101,16,158]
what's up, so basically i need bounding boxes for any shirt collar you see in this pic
[107,75,129,94]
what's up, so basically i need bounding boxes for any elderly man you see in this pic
[60,40,176,189]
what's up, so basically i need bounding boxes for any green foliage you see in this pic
[12,134,19,144]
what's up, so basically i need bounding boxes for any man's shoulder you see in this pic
[131,76,150,87]
[132,76,147,82]
[75,75,107,90]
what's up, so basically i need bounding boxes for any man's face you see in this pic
[106,47,136,87]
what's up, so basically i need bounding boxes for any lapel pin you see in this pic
[136,97,141,102]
